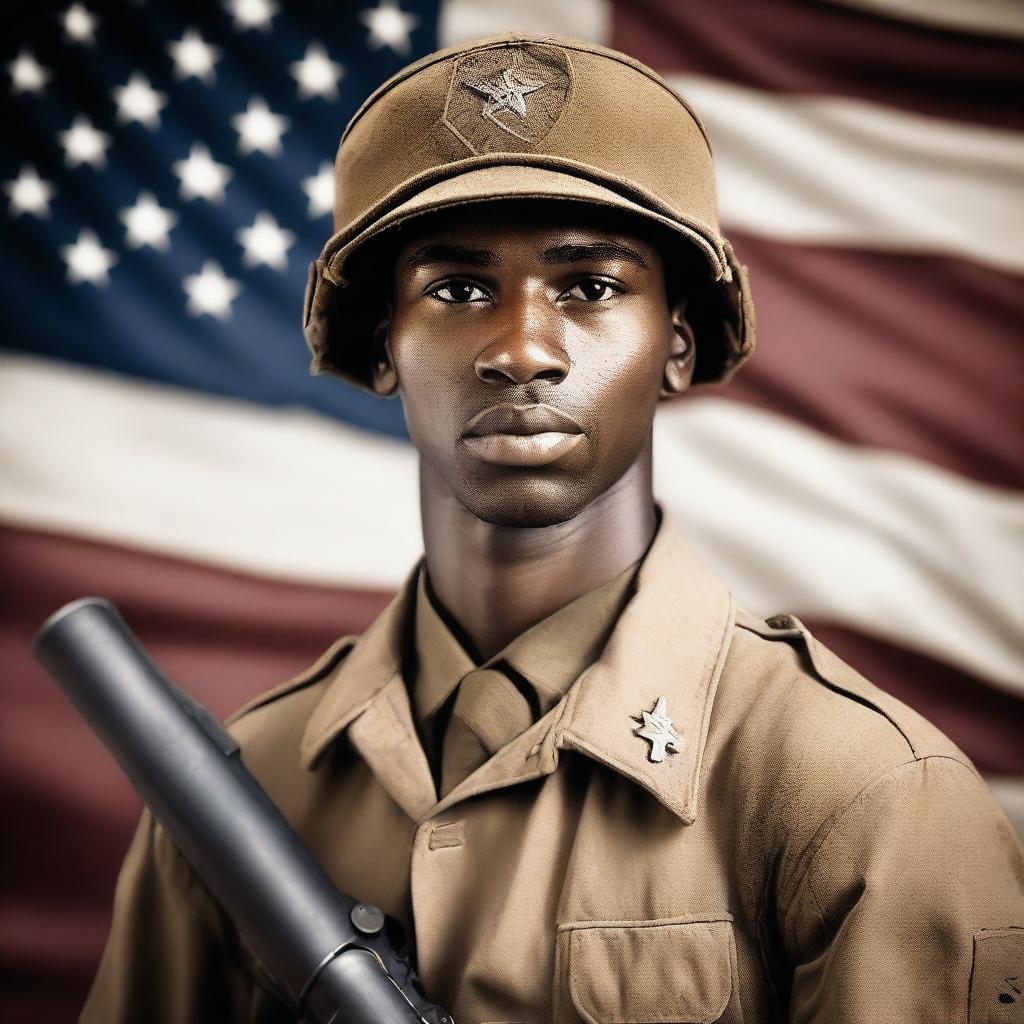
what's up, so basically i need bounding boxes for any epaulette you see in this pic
[226,635,357,727]
[733,608,961,762]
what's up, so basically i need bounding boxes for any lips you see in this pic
[464,403,583,438]
[462,403,584,467]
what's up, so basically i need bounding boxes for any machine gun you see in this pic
[32,597,453,1024]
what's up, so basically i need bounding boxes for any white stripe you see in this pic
[829,0,1024,38]
[2,355,1021,695]
[987,776,1024,841]
[439,0,610,47]
[653,398,1024,697]
[669,74,1024,274]
[0,355,422,589]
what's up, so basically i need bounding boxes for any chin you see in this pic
[457,474,594,529]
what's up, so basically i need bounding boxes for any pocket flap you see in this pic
[567,918,735,1024]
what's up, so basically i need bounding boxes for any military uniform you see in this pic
[83,513,1024,1022]
[84,32,1024,1023]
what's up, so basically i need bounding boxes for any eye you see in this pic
[429,280,491,304]
[564,279,620,302]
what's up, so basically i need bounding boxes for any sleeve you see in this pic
[80,810,292,1024]
[783,755,1024,1024]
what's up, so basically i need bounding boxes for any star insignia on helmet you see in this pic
[466,68,546,120]
[632,696,682,764]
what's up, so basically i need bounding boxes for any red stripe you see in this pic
[0,525,392,1022]
[715,232,1024,489]
[612,0,1024,131]
[805,620,1024,776]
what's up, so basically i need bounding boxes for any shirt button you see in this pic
[766,613,796,629]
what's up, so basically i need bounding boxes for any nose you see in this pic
[474,297,570,387]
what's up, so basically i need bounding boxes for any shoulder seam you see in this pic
[226,637,356,726]
[736,613,918,758]
[806,634,918,758]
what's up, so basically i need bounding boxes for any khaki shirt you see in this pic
[82,515,1024,1024]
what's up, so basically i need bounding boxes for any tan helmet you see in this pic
[303,33,755,391]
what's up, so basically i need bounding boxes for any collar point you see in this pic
[557,730,697,825]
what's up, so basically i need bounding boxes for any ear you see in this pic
[660,299,696,398]
[369,313,399,397]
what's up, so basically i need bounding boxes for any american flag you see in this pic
[2,0,1022,1019]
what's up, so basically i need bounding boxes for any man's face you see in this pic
[382,203,689,528]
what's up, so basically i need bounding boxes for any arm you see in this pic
[783,755,1024,1023]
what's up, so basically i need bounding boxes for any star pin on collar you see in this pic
[467,68,546,120]
[632,696,682,764]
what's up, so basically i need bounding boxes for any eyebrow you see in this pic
[403,243,500,269]
[542,242,649,269]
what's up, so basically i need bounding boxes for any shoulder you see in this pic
[720,607,969,771]
[134,637,361,933]
[709,608,985,876]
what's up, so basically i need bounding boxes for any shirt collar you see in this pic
[301,511,734,825]
[421,513,734,824]
[412,552,641,726]
[551,514,735,823]
[300,565,417,769]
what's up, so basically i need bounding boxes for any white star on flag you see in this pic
[302,162,335,218]
[61,228,118,286]
[232,97,289,156]
[59,116,111,169]
[113,73,168,130]
[120,192,178,250]
[168,29,221,83]
[5,166,56,218]
[183,261,241,319]
[9,50,51,94]
[61,4,98,45]
[360,1,418,56]
[173,144,233,203]
[237,212,296,270]
[226,0,278,32]
[290,43,344,101]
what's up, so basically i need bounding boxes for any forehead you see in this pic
[393,199,664,266]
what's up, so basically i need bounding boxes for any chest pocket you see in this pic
[557,917,741,1024]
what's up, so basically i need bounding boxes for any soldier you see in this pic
[83,33,1024,1024]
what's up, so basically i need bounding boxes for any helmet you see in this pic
[303,33,755,391]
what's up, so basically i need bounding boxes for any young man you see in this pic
[84,34,1023,1024]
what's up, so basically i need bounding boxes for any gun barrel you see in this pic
[32,597,438,1024]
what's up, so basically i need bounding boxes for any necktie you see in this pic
[439,667,533,798]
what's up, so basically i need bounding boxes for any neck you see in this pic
[420,448,658,661]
